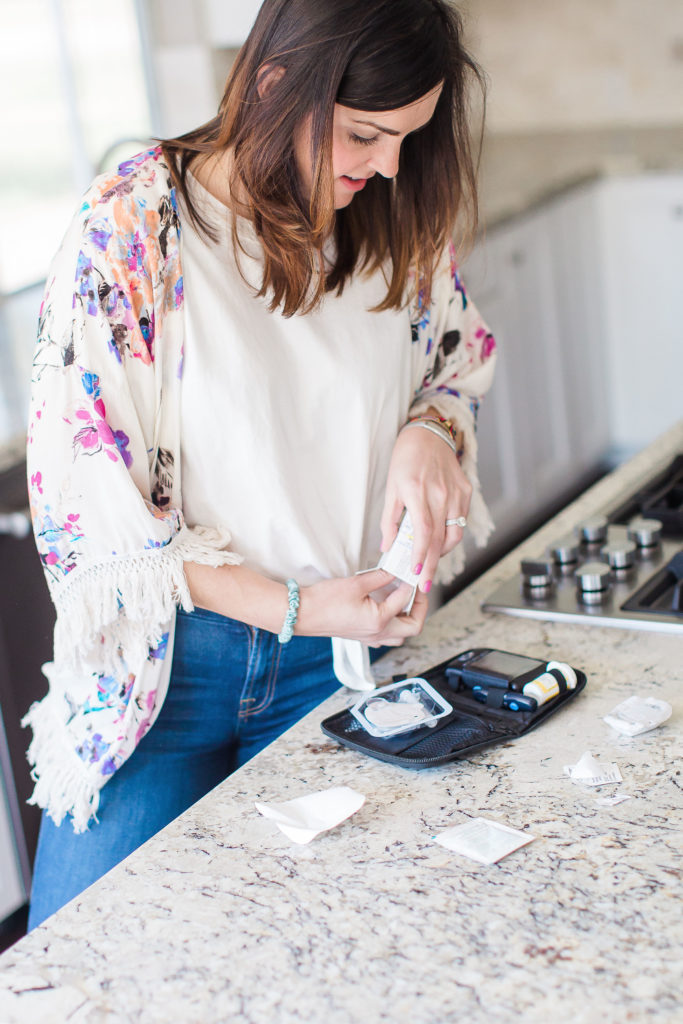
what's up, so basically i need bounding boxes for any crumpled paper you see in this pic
[564,750,623,786]
[254,786,365,844]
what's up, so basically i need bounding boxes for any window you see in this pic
[0,0,153,450]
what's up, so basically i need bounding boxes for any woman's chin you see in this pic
[333,187,357,210]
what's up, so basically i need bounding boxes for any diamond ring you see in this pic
[445,516,467,528]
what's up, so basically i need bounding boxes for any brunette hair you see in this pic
[161,0,485,316]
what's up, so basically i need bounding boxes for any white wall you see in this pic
[139,0,218,136]
[140,0,683,137]
[463,0,683,133]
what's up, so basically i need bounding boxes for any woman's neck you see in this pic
[189,147,337,244]
[190,150,236,209]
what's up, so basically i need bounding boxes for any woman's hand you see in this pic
[298,569,429,647]
[186,562,428,646]
[380,419,472,593]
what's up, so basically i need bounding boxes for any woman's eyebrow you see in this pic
[351,119,401,136]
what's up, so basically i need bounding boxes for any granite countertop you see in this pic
[0,420,681,1024]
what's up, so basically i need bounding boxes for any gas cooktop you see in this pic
[482,454,683,634]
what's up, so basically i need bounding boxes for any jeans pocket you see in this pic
[238,632,281,719]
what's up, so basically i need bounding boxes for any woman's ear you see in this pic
[256,63,285,98]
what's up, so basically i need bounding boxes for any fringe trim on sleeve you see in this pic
[51,524,242,677]
[408,396,494,586]
[173,523,244,566]
[22,692,102,833]
[22,523,243,831]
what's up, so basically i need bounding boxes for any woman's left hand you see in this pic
[380,420,472,593]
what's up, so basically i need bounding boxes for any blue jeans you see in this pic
[28,607,343,930]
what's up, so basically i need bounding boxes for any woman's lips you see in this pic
[340,175,368,192]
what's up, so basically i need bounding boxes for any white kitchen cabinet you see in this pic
[543,183,611,472]
[463,189,608,557]
[594,175,683,461]
[461,173,682,568]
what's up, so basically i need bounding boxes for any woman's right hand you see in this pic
[297,568,429,647]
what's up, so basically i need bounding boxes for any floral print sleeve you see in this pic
[24,149,238,832]
[409,240,498,582]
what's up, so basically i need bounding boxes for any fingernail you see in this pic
[423,580,432,594]
[413,562,423,575]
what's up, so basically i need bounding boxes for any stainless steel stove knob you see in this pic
[575,561,612,603]
[520,559,554,590]
[600,540,637,570]
[549,537,579,565]
[576,514,609,545]
[627,517,663,548]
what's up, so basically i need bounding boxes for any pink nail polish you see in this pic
[414,562,423,575]
[423,580,432,594]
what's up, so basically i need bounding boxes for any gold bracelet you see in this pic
[405,412,457,442]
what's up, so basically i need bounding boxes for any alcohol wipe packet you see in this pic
[433,818,535,865]
[603,695,672,737]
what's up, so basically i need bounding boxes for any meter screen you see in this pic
[470,651,544,677]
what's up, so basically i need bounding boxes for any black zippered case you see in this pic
[320,651,587,769]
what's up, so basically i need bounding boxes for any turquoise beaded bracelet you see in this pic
[278,578,300,644]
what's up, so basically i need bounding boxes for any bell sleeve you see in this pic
[409,240,498,582]
[23,176,240,830]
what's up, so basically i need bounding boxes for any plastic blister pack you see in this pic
[350,677,452,738]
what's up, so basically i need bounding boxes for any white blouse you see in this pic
[180,176,420,585]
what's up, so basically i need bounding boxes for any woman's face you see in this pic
[294,83,443,210]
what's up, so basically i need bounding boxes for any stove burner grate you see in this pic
[608,455,683,535]
[622,550,683,617]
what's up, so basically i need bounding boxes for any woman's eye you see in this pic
[349,132,378,147]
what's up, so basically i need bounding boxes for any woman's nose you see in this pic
[369,142,401,179]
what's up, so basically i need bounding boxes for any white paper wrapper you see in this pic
[254,786,365,844]
[564,750,623,786]
[604,695,672,736]
[595,793,632,806]
[378,511,421,587]
[433,818,534,865]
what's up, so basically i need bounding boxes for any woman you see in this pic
[25,0,496,927]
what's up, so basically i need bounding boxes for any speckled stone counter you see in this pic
[1,421,681,1024]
